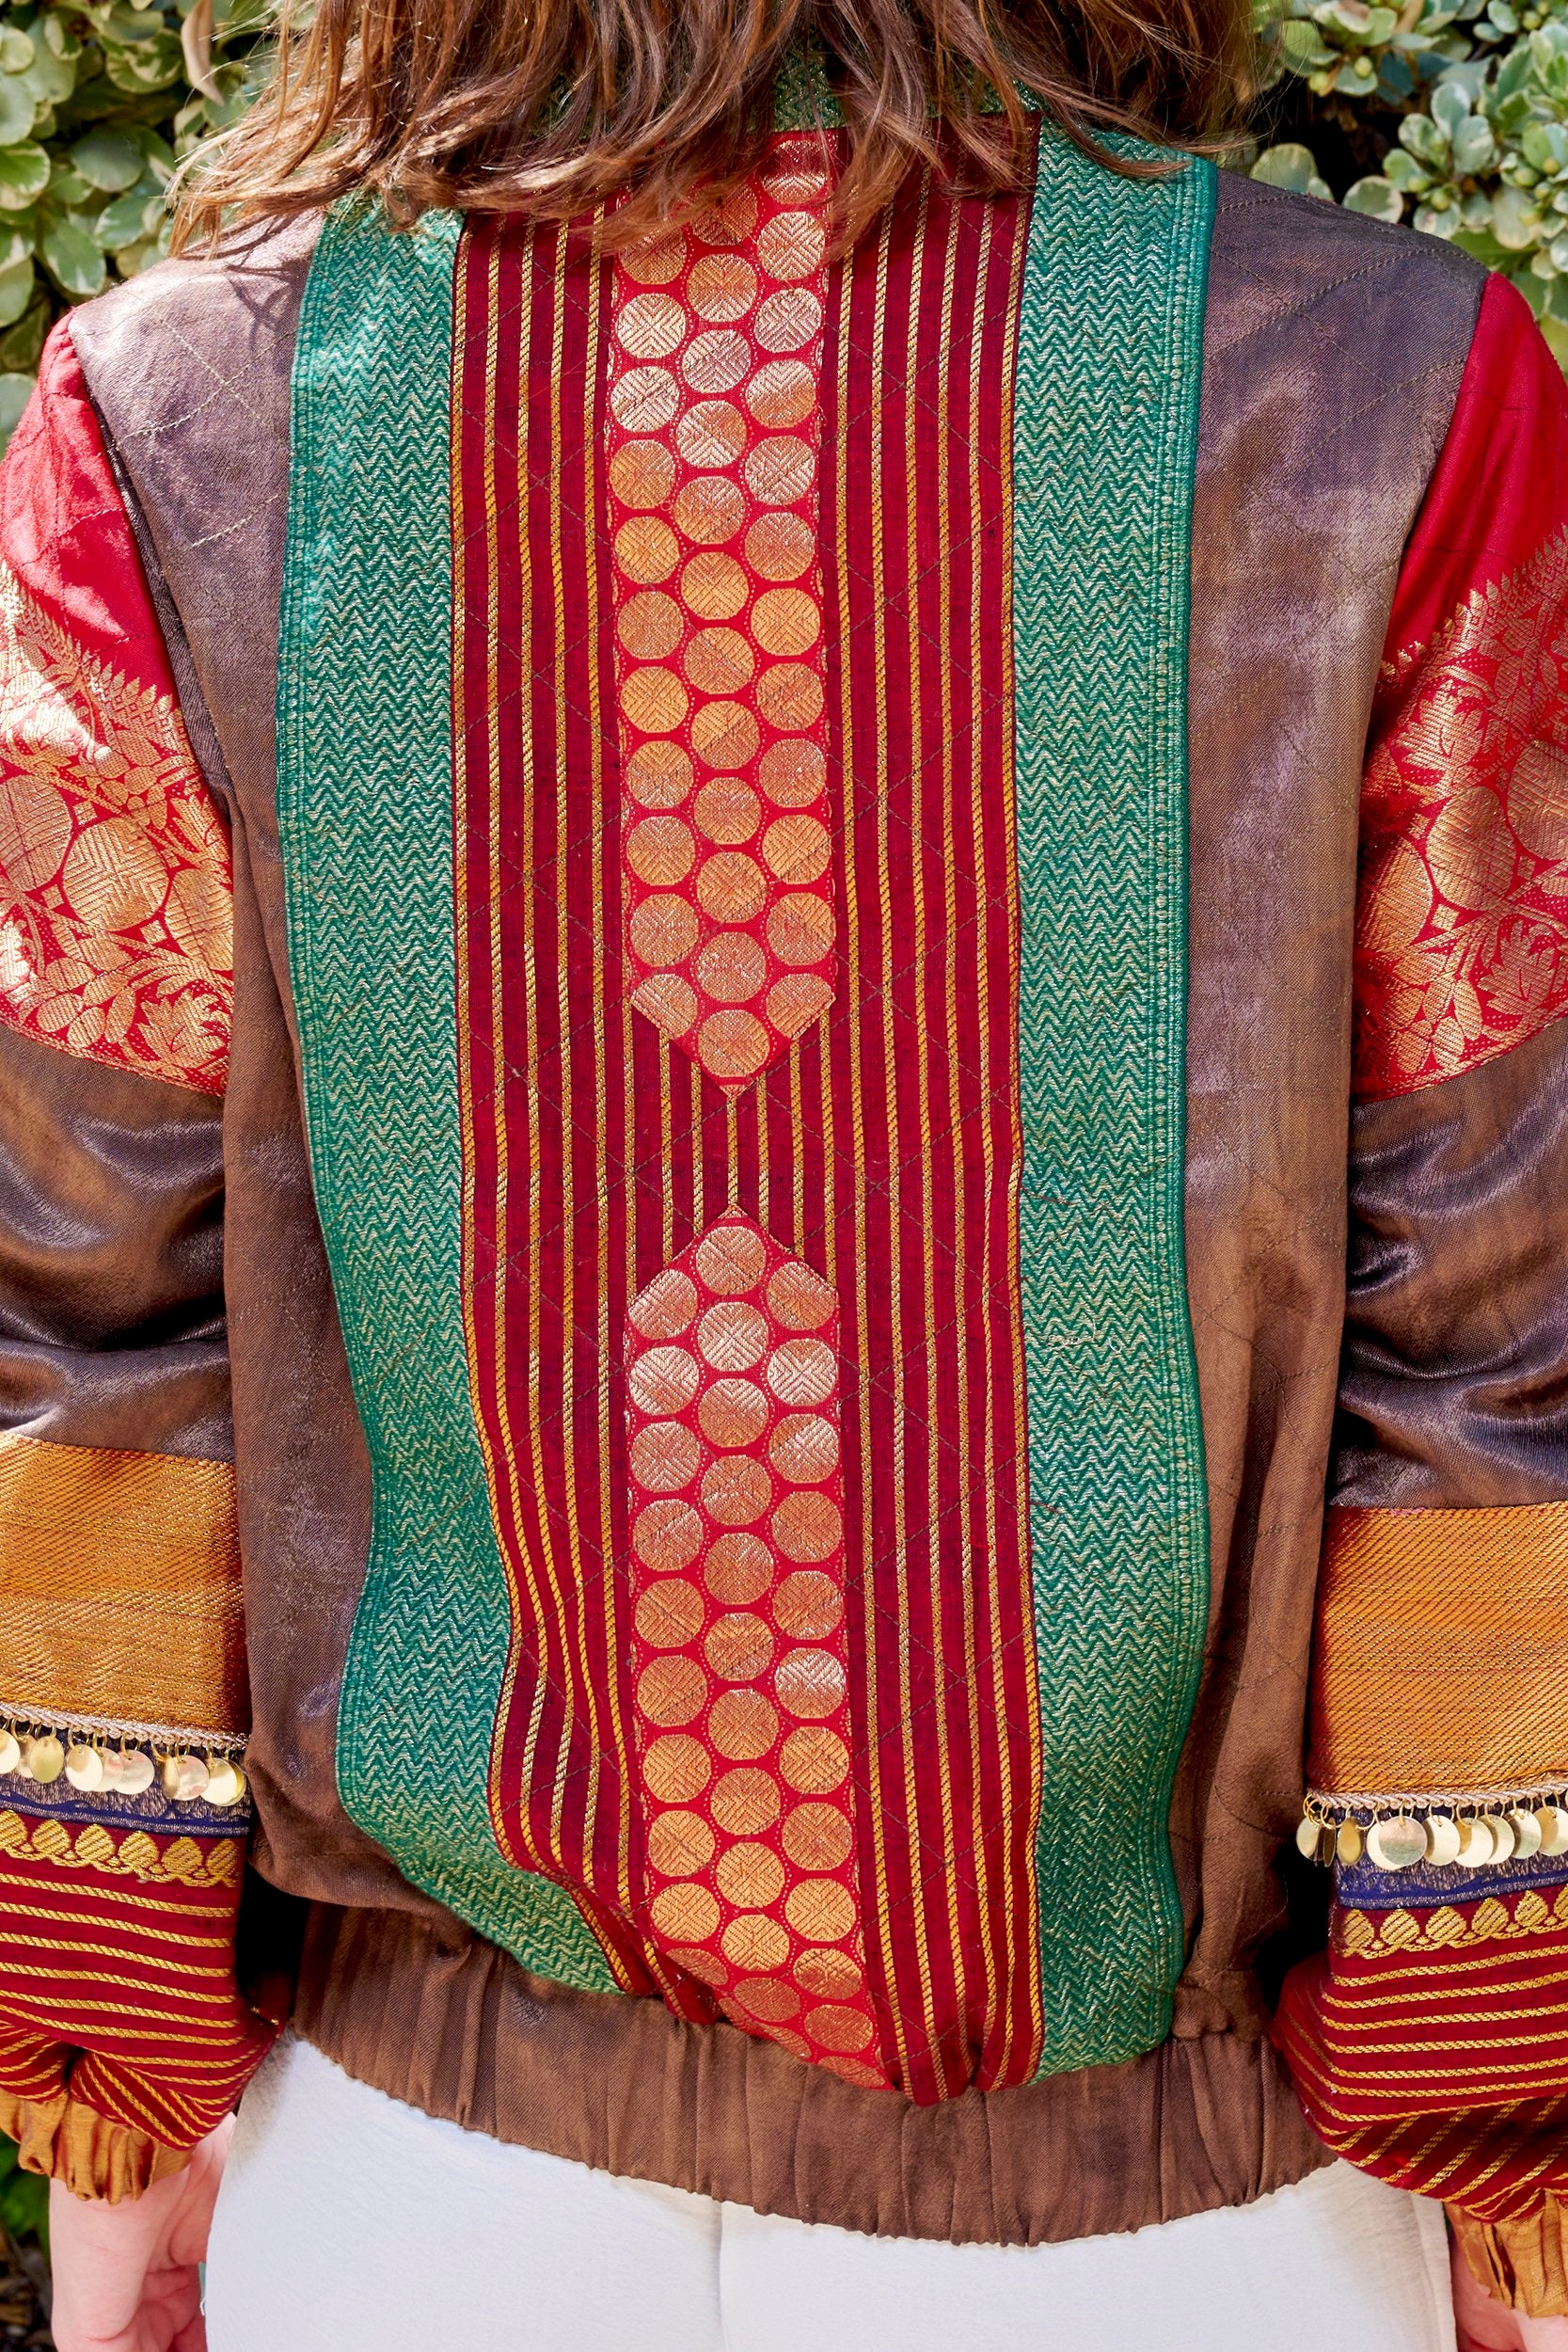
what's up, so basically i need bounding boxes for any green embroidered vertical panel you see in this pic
[277,205,615,1994]
[1012,135,1216,2075]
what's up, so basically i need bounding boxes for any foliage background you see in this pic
[0,0,1560,2325]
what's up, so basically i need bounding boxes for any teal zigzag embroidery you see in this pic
[277,204,614,1994]
[1012,135,1216,2074]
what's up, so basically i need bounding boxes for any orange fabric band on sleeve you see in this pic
[1310,1497,1568,1796]
[0,1430,245,1740]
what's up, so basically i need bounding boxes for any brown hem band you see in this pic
[293,1902,1332,2246]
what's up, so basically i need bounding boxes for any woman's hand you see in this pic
[48,2118,232,2352]
[1453,2231,1568,2352]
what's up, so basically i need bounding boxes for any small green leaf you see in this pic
[95,183,162,248]
[1451,114,1498,169]
[0,28,35,74]
[1493,180,1545,245]
[0,301,48,373]
[1251,139,1323,190]
[103,31,184,92]
[0,74,36,147]
[1401,110,1451,164]
[0,258,33,333]
[0,145,52,213]
[71,126,145,192]
[1431,76,1472,134]
[0,373,32,453]
[40,216,108,298]
[1345,173,1406,218]
[1386,146,1435,189]
[42,13,83,63]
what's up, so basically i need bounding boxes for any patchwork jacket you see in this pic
[0,110,1566,2313]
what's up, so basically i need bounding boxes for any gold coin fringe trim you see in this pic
[0,1808,243,1888]
[1338,1882,1568,1960]
[0,1708,246,1808]
[1298,1789,1568,1874]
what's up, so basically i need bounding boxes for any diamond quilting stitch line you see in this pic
[608,135,837,1093]
[624,1210,888,2085]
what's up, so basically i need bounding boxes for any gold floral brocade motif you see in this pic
[1355,526,1568,1098]
[0,1809,241,1889]
[0,562,231,1094]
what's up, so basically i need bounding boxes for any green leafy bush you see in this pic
[0,1,270,444]
[0,0,1562,452]
[1252,0,1568,366]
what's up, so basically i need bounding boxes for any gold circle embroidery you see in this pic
[756,210,828,282]
[628,1418,703,1492]
[773,1567,843,1640]
[625,737,694,809]
[726,1973,799,2022]
[765,1261,834,1331]
[694,1220,768,1293]
[767,1337,836,1407]
[705,1530,773,1605]
[631,973,698,1036]
[628,1343,702,1415]
[774,1645,847,1719]
[804,2002,873,2055]
[705,1610,775,1683]
[622,667,689,739]
[795,1944,861,1997]
[695,848,767,923]
[716,1839,785,1909]
[755,664,825,735]
[618,589,685,660]
[615,515,680,583]
[616,292,689,359]
[701,1452,773,1526]
[694,924,768,998]
[626,813,697,886]
[685,627,755,697]
[766,891,835,966]
[647,1807,716,1879]
[634,1578,705,1649]
[697,1007,770,1080]
[783,1801,853,1872]
[629,893,700,965]
[631,1497,704,1572]
[637,1652,709,1728]
[784,1876,854,1944]
[610,437,678,509]
[621,230,689,286]
[744,436,816,508]
[643,1730,711,1802]
[682,329,751,394]
[629,1268,700,1341]
[711,1765,781,1836]
[697,1377,770,1449]
[689,252,760,323]
[744,511,814,581]
[610,365,681,433]
[755,288,824,354]
[681,550,750,620]
[708,1686,780,1760]
[760,812,831,885]
[752,588,820,658]
[757,737,827,807]
[721,1911,790,1971]
[693,784,763,851]
[650,1881,721,1943]
[769,1412,839,1484]
[766,973,833,1037]
[779,1724,849,1794]
[690,703,762,774]
[746,358,816,430]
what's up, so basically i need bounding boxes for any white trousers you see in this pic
[206,2035,1457,2352]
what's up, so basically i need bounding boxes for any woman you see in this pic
[0,0,1563,2343]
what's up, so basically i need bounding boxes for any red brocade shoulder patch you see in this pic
[0,324,231,1095]
[1354,278,1568,1101]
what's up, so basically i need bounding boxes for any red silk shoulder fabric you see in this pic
[1354,277,1568,1101]
[0,322,231,1094]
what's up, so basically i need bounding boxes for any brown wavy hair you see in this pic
[174,0,1255,251]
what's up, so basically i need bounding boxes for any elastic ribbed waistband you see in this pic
[293,1901,1331,2245]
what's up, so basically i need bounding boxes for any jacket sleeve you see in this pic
[0,318,274,2201]
[1273,275,1568,2316]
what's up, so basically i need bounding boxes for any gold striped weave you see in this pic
[0,1432,244,1737]
[1310,1499,1568,1795]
